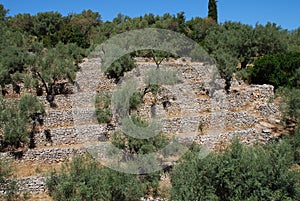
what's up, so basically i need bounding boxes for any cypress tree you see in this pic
[208,0,218,23]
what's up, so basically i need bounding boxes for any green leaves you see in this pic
[0,157,13,185]
[105,54,136,80]
[171,139,300,200]
[288,27,300,52]
[0,22,84,98]
[41,42,77,81]
[27,42,84,99]
[47,156,144,201]
[0,157,27,200]
[278,87,300,164]
[111,116,167,155]
[0,94,44,150]
[95,92,112,124]
[18,94,45,117]
[129,92,143,111]
[208,0,218,23]
[186,17,216,43]
[204,21,289,90]
[33,12,63,37]
[0,4,8,23]
[249,52,300,89]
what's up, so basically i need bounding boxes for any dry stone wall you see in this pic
[32,57,280,150]
[1,57,281,158]
[33,64,112,147]
[0,57,282,195]
[122,59,280,145]
[21,147,84,163]
[18,175,47,193]
[0,176,47,194]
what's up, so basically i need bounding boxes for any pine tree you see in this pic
[208,0,218,23]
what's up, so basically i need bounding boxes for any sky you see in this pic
[0,0,299,30]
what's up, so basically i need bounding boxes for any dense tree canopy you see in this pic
[248,52,300,89]
[204,21,289,90]
[278,87,300,164]
[171,140,300,200]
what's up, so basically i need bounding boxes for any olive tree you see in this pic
[27,41,84,105]
[47,155,144,201]
[171,139,300,200]
[0,94,44,150]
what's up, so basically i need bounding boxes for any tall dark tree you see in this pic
[0,4,8,23]
[208,0,218,23]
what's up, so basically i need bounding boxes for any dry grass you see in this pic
[158,177,172,199]
[27,192,52,201]
[41,122,75,130]
[34,142,88,150]
[13,161,63,178]
[195,93,210,99]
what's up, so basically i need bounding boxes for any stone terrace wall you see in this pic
[1,58,280,155]
[124,59,280,143]
[40,58,277,148]
[0,57,282,195]
[18,175,47,193]
[0,147,85,164]
[21,147,84,163]
[0,176,47,194]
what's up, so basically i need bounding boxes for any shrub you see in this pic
[95,92,112,124]
[105,54,136,81]
[0,157,29,200]
[109,115,167,195]
[111,116,168,155]
[129,91,143,111]
[198,120,205,134]
[248,52,300,89]
[170,139,300,200]
[0,94,44,150]
[47,155,144,201]
[149,84,159,97]
[278,87,300,164]
[96,108,112,124]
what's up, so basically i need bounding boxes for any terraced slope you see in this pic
[1,57,281,195]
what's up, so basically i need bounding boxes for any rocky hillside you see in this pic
[0,57,282,197]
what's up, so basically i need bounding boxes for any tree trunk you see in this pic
[36,72,55,106]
